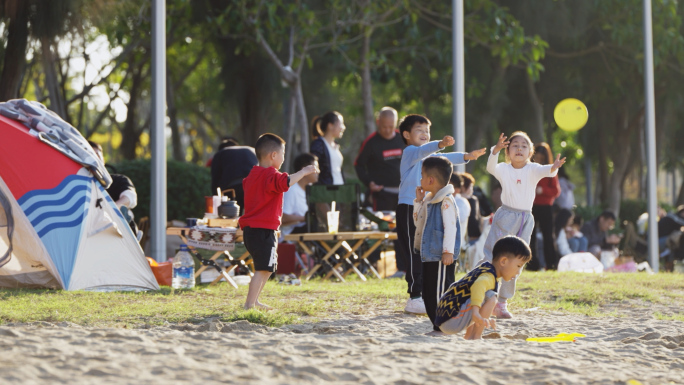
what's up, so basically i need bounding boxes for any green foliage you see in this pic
[619,199,648,225]
[113,160,211,221]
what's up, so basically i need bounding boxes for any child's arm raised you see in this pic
[289,164,319,187]
[532,153,566,182]
[464,147,487,161]
[551,153,567,173]
[486,133,509,178]
[491,133,509,155]
[405,136,455,169]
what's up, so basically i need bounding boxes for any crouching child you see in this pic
[435,236,532,339]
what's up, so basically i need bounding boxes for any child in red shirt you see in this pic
[239,133,318,310]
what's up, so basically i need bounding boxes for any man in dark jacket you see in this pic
[354,107,405,211]
[211,139,258,213]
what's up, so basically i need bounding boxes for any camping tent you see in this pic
[0,101,159,291]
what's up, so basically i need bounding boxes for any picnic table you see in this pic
[166,226,253,288]
[282,231,397,282]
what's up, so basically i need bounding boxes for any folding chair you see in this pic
[305,184,360,278]
[306,184,360,233]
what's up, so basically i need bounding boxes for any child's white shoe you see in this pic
[404,297,427,314]
[493,301,513,319]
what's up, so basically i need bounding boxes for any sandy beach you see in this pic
[1,302,682,385]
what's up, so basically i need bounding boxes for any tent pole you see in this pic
[643,0,658,272]
[150,0,167,262]
[452,0,465,172]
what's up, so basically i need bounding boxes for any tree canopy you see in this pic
[1,0,683,212]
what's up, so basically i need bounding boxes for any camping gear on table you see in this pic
[0,100,158,291]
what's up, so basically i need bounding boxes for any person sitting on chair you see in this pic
[88,141,140,239]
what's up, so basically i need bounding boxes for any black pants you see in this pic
[423,261,456,331]
[531,205,557,270]
[372,191,399,211]
[396,204,422,297]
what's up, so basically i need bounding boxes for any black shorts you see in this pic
[242,227,278,272]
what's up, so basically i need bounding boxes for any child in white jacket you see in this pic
[413,156,461,335]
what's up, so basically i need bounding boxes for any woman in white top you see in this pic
[482,132,566,319]
[310,111,346,185]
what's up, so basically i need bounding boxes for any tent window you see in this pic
[0,189,14,267]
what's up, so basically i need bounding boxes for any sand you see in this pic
[1,305,682,385]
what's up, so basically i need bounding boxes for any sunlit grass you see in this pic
[1,272,682,327]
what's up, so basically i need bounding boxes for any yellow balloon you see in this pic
[554,98,588,132]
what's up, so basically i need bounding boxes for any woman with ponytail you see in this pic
[310,111,346,185]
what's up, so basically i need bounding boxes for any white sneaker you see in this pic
[404,297,427,314]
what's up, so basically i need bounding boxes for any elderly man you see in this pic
[581,210,621,257]
[354,106,405,211]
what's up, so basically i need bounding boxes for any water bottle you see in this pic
[172,244,195,289]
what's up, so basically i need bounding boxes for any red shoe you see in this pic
[493,301,513,319]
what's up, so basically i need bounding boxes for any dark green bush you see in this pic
[112,159,211,221]
[619,199,647,225]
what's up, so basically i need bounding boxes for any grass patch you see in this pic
[654,312,684,322]
[0,272,682,327]
[513,271,684,317]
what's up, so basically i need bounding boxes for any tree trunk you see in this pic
[597,121,610,206]
[0,2,29,101]
[525,71,544,143]
[283,90,297,173]
[677,174,684,205]
[120,68,143,160]
[41,37,69,120]
[361,28,375,137]
[295,80,309,153]
[607,108,644,216]
[167,74,184,161]
[466,66,507,173]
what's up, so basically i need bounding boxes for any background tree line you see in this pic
[1,0,683,217]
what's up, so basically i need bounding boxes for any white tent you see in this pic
[0,103,158,291]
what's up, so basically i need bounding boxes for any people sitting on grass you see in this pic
[555,209,589,257]
[435,236,532,339]
[657,205,684,271]
[581,210,621,258]
[239,134,318,310]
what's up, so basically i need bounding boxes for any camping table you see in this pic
[166,227,253,288]
[282,231,397,282]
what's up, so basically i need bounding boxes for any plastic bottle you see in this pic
[172,244,195,289]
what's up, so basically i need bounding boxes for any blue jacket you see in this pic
[398,141,468,205]
[413,185,461,262]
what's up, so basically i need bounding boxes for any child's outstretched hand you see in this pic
[441,252,454,265]
[302,164,319,175]
[551,153,566,172]
[492,133,510,155]
[464,147,487,161]
[439,135,455,149]
[415,186,426,202]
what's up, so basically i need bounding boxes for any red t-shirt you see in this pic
[533,175,561,206]
[238,166,290,230]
